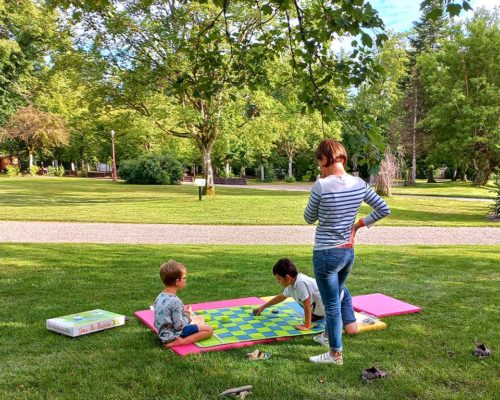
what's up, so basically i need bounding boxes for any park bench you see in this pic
[213,177,247,185]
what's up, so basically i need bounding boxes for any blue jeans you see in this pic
[313,248,355,352]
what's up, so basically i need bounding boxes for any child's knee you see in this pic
[200,324,213,334]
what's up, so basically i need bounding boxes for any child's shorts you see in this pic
[312,289,356,326]
[180,324,199,338]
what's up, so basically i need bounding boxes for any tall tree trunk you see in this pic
[28,150,34,168]
[202,147,215,196]
[410,86,418,185]
[225,160,230,177]
[288,155,293,178]
[473,170,490,186]
[427,165,436,183]
[260,162,264,181]
[472,159,490,186]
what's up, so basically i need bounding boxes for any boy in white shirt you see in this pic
[254,258,358,338]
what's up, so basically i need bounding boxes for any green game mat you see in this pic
[194,303,324,348]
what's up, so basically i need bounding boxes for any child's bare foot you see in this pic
[163,338,186,348]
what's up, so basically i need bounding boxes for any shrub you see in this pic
[119,154,183,185]
[256,165,277,182]
[28,166,40,176]
[375,151,399,196]
[158,154,183,184]
[77,169,88,178]
[285,175,296,183]
[6,165,20,177]
[47,166,65,176]
[490,185,500,217]
[218,169,235,178]
[55,166,65,177]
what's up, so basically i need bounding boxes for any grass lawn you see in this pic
[248,178,497,199]
[1,244,498,400]
[391,180,498,199]
[0,177,497,226]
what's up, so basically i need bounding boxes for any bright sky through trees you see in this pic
[370,0,500,32]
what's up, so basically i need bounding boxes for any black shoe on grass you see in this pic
[474,343,491,358]
[361,366,387,381]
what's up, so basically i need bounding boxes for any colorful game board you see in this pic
[135,297,278,356]
[194,303,324,348]
[46,309,125,337]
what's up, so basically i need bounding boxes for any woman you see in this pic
[304,139,390,365]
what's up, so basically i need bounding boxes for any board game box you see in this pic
[46,309,125,337]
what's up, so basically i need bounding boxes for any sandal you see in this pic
[361,366,387,381]
[245,349,271,361]
[474,343,491,358]
[220,385,253,398]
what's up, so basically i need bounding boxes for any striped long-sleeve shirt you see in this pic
[304,174,390,250]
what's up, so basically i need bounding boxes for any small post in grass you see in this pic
[194,178,206,201]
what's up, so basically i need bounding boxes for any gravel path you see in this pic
[0,221,498,245]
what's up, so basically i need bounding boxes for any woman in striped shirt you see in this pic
[305,139,390,365]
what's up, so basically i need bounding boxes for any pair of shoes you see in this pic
[309,351,343,365]
[474,343,491,358]
[312,333,329,346]
[361,366,387,381]
[245,349,271,361]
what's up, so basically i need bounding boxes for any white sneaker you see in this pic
[312,333,329,346]
[309,352,343,365]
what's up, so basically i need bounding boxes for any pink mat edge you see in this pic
[134,296,271,356]
[351,293,421,317]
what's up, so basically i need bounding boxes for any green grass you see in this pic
[0,244,498,399]
[391,180,497,199]
[248,178,497,199]
[0,177,497,226]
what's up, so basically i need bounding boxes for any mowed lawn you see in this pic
[0,177,496,226]
[390,179,497,199]
[0,244,498,400]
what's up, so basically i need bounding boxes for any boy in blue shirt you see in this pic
[254,258,358,343]
[153,260,213,348]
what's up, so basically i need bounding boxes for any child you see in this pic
[153,260,213,348]
[253,258,358,340]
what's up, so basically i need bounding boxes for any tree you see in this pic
[403,0,452,184]
[418,9,500,186]
[1,105,69,167]
[344,34,409,181]
[0,0,60,125]
[375,149,402,196]
[49,0,387,194]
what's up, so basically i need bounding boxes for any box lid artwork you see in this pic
[46,309,125,337]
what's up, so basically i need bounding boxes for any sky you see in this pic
[330,0,499,52]
[369,0,500,33]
